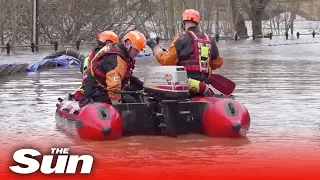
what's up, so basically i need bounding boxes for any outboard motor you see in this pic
[142,66,193,136]
[143,66,190,100]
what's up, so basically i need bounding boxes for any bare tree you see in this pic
[0,0,5,51]
[241,0,271,36]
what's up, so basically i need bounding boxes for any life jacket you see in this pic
[82,55,90,73]
[177,30,212,74]
[88,44,134,87]
[82,46,104,74]
[81,48,102,84]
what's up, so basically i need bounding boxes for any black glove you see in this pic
[147,38,158,49]
[123,76,143,91]
[130,76,143,89]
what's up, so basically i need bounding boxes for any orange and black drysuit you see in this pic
[80,43,139,106]
[149,26,223,95]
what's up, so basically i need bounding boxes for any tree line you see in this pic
[0,0,318,47]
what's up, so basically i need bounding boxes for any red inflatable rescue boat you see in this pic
[55,66,250,140]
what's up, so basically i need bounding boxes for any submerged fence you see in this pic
[0,31,318,55]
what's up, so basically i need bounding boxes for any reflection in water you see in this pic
[1,40,320,174]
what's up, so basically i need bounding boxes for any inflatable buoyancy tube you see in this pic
[76,102,123,141]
